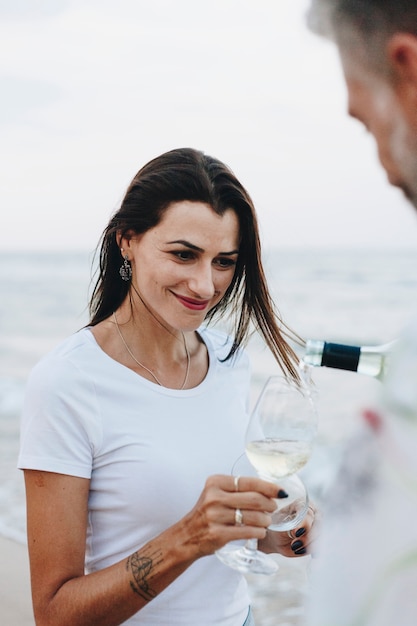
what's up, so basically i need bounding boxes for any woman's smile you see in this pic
[172,292,211,311]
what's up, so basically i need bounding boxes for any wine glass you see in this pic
[216,375,318,574]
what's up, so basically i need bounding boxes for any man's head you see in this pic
[308,0,417,207]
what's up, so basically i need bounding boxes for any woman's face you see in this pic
[123,201,240,332]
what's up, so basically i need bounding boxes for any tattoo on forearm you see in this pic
[126,551,161,601]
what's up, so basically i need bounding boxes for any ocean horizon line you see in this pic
[1,244,417,256]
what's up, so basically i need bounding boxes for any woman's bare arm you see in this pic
[25,470,278,626]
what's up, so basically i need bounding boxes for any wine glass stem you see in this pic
[244,538,258,554]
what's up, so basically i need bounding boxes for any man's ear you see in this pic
[387,33,417,120]
[388,33,417,82]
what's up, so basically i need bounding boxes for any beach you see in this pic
[1,536,34,626]
[1,248,417,624]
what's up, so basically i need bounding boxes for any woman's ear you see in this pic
[117,231,134,257]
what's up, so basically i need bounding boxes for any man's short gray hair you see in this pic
[307,0,417,40]
[307,0,417,73]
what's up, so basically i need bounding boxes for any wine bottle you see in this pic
[303,339,396,381]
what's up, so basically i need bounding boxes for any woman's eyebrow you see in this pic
[166,239,203,251]
[166,239,239,255]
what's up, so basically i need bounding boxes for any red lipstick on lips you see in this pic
[175,294,210,311]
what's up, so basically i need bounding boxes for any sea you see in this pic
[1,247,417,625]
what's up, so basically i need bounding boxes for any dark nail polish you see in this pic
[294,546,307,555]
[277,489,289,499]
[295,527,306,537]
[291,540,304,551]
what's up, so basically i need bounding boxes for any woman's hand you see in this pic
[258,504,319,557]
[177,474,280,559]
[24,470,279,626]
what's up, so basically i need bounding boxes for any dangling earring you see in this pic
[119,254,132,281]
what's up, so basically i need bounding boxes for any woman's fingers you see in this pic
[287,504,318,555]
[219,474,282,500]
[191,475,322,557]
[208,474,281,514]
[258,501,319,557]
[184,474,281,554]
[223,507,273,529]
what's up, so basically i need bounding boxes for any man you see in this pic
[305,2,417,625]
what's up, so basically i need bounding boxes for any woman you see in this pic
[18,148,315,626]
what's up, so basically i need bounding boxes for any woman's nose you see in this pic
[188,263,215,299]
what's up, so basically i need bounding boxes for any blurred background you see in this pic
[2,1,417,624]
[2,0,417,253]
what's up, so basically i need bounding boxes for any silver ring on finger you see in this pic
[235,508,243,525]
[287,530,294,539]
[234,475,241,492]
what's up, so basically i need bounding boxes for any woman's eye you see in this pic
[215,257,237,269]
[173,250,194,261]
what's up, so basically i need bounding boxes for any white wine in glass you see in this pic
[216,375,317,574]
[246,438,313,480]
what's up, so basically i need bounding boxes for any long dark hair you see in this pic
[89,148,302,379]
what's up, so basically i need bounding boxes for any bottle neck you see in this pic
[321,342,361,372]
[303,339,396,381]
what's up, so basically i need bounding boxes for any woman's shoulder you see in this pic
[198,326,232,351]
[198,326,249,366]
[28,328,96,385]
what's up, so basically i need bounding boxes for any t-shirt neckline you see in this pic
[82,326,217,396]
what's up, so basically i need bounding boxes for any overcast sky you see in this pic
[2,0,417,252]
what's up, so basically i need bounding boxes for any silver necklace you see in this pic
[113,311,190,389]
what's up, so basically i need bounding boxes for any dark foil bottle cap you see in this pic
[321,342,361,372]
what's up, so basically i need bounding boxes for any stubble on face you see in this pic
[339,41,417,210]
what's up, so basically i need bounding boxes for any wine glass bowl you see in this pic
[216,375,317,574]
[246,376,317,479]
[230,453,310,532]
[268,473,309,531]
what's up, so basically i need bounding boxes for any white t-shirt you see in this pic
[18,326,252,626]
